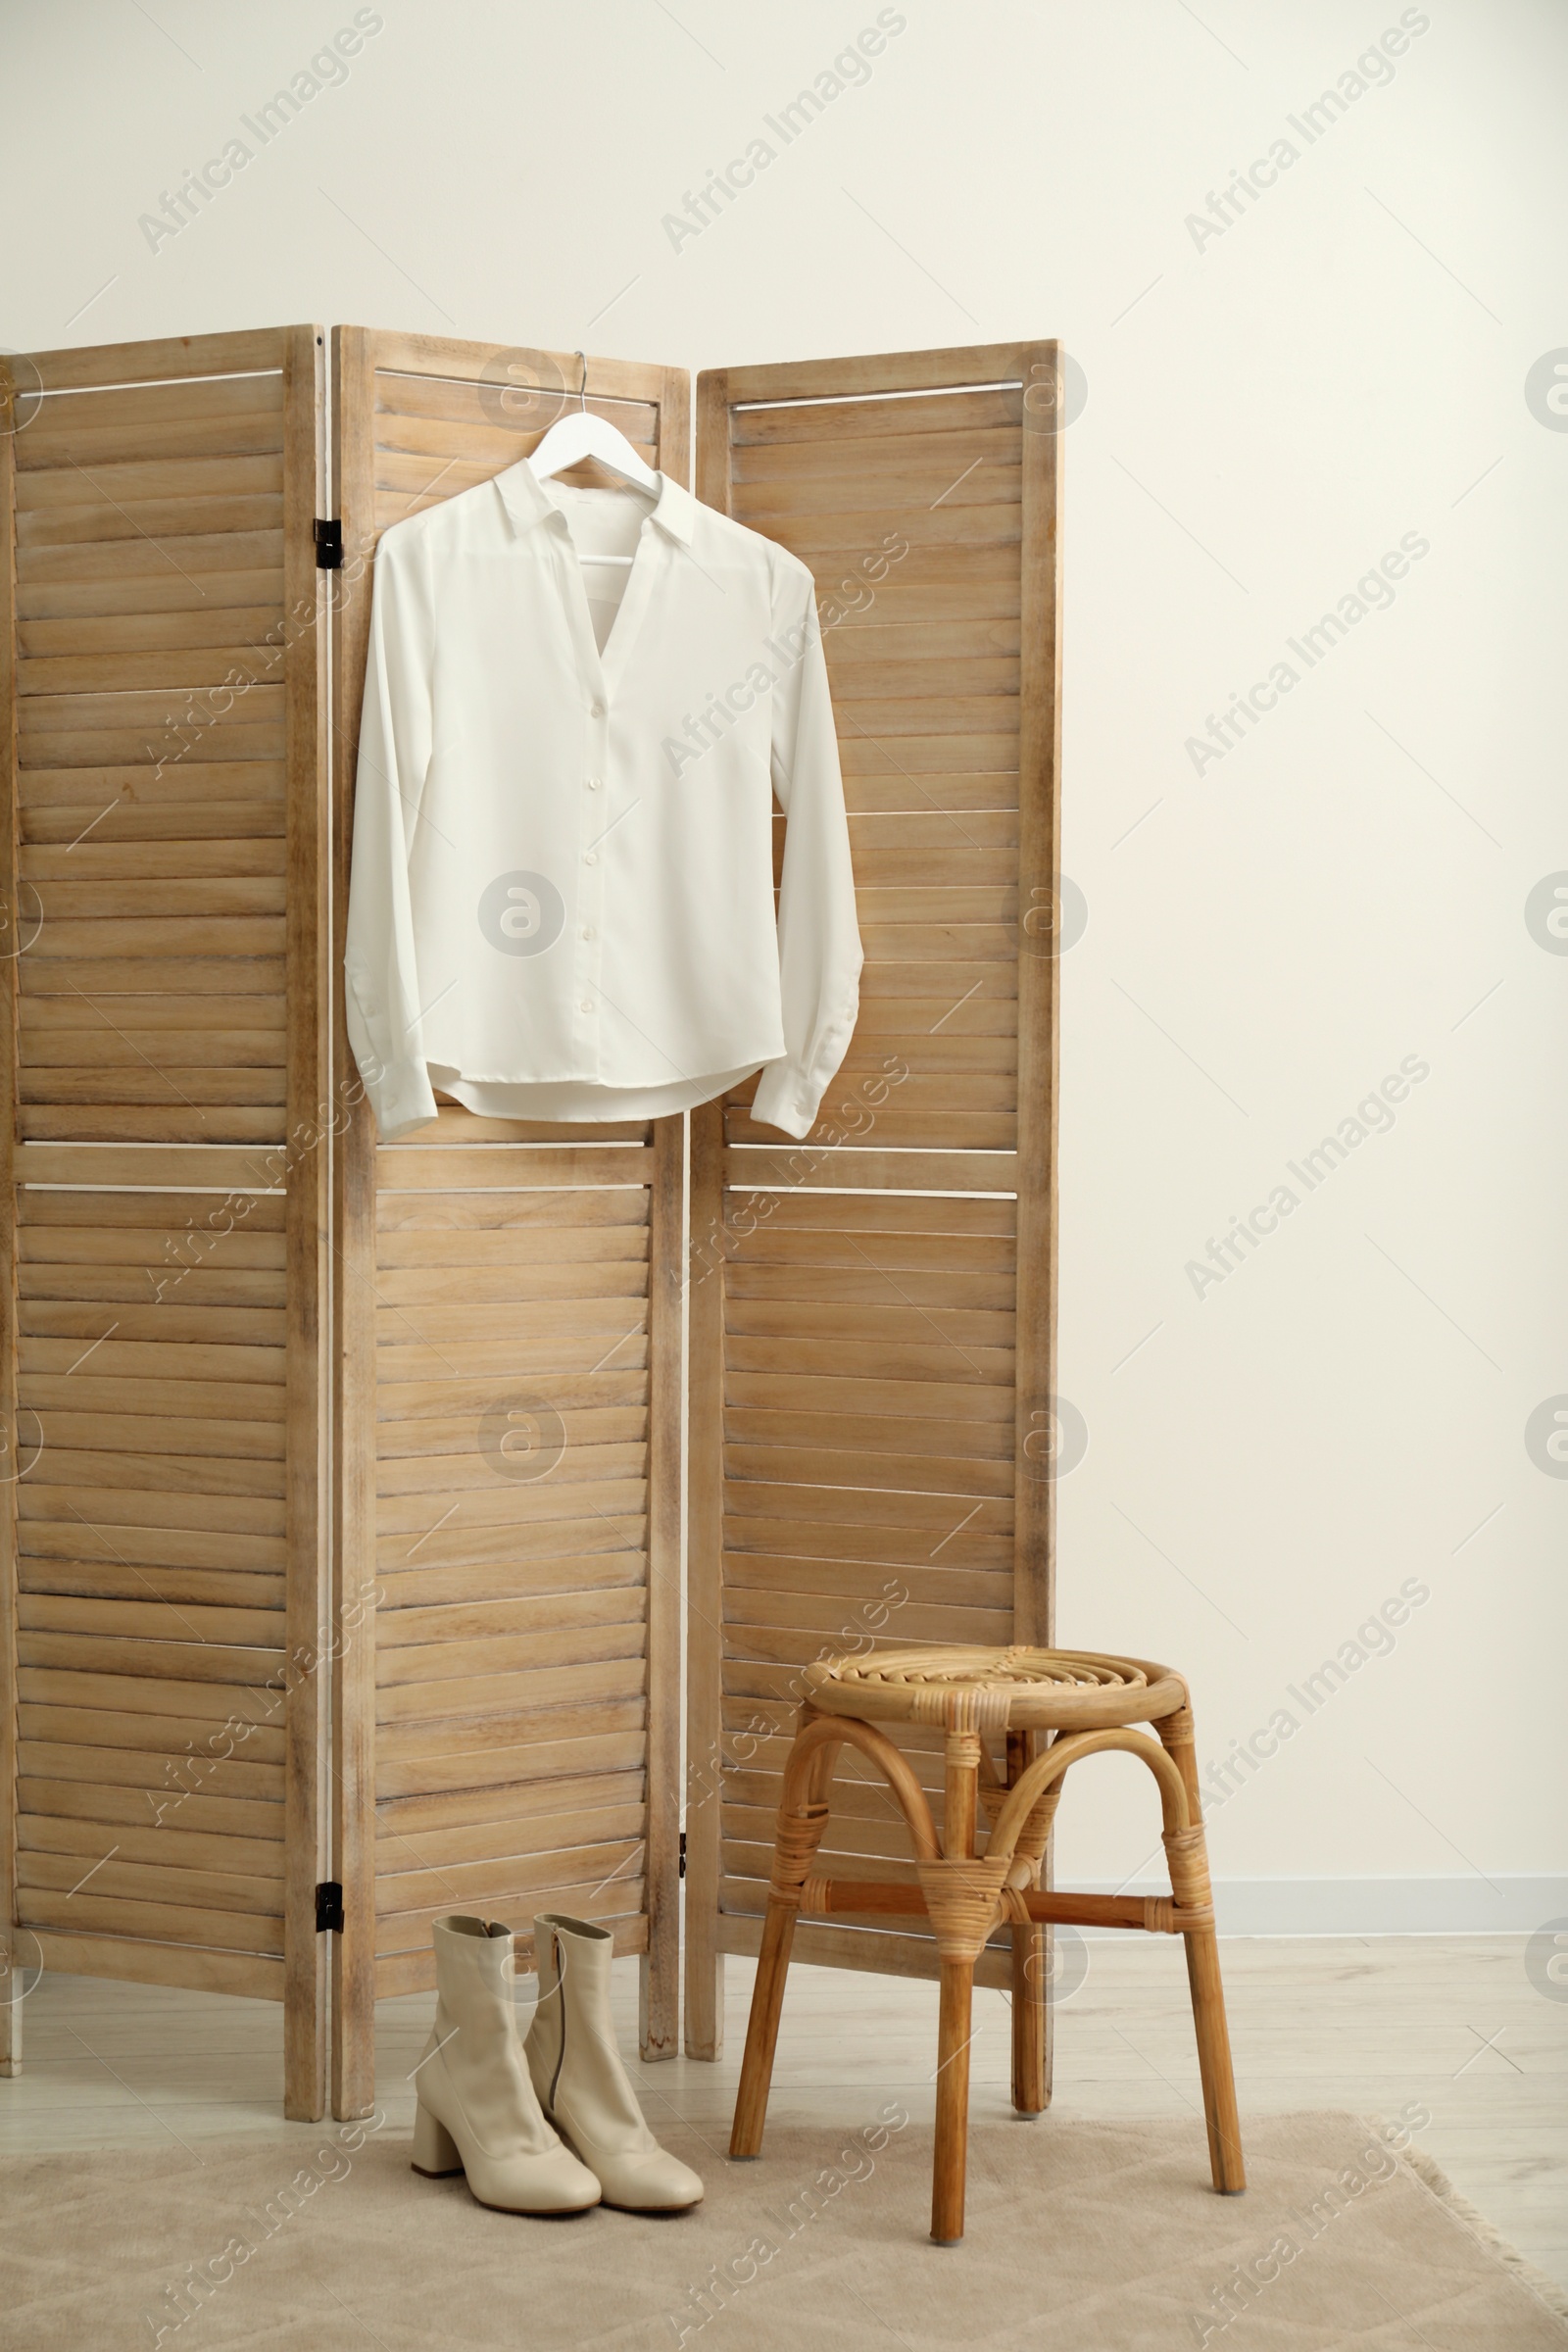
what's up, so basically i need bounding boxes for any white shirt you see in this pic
[344,461,861,1141]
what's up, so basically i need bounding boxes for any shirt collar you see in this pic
[494,461,696,547]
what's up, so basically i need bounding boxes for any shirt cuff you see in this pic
[750,1063,818,1140]
[366,1063,440,1142]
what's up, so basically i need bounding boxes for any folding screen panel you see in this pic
[0,327,330,2116]
[685,342,1062,2055]
[330,334,688,2116]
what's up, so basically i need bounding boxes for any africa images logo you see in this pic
[478,871,565,956]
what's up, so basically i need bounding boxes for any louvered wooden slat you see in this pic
[724,1550,1012,1613]
[731,386,1024,446]
[18,603,285,660]
[17,1884,285,1951]
[17,399,285,465]
[18,1806,284,1886]
[18,1748,282,1815]
[17,1698,286,1766]
[379,1443,649,1503]
[17,493,285,552]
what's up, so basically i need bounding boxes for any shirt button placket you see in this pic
[579,699,608,1079]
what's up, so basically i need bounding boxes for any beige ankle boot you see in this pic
[524,1914,703,2212]
[413,1915,600,2215]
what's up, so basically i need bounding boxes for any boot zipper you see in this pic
[547,1929,567,2112]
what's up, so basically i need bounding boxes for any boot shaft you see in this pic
[423,1914,560,2162]
[528,1914,652,2149]
[524,1913,703,2210]
[414,1915,600,2214]
[428,1913,515,2040]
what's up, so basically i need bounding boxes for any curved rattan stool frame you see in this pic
[728,1648,1246,2243]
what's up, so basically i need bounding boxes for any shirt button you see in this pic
[586,777,602,790]
[580,1000,594,1013]
[590,701,606,718]
[581,926,595,941]
[584,851,597,865]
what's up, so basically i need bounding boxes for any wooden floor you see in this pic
[2,1935,1563,2290]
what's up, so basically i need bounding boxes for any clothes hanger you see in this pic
[527,352,657,565]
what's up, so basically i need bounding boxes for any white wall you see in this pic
[3,0,1563,1926]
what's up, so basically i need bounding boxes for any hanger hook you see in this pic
[574,350,587,413]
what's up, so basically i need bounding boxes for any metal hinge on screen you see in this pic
[314,518,343,569]
[316,1882,345,1934]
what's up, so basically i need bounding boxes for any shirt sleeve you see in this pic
[750,561,863,1141]
[343,527,441,1141]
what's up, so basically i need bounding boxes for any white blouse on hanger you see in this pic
[343,460,862,1141]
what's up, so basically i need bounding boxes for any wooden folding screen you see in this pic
[684,343,1062,2058]
[1,322,1058,2125]
[329,335,688,2117]
[0,327,330,2115]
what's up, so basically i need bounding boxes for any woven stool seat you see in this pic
[731,1639,1246,2243]
[804,1643,1187,1734]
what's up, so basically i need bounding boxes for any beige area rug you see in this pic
[4,2109,1566,2350]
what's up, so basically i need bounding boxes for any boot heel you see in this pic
[412,2102,462,2178]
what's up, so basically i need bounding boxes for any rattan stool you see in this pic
[729,1644,1246,2242]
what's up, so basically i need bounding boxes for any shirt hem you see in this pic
[432,1063,763,1123]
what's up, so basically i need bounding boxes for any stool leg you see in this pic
[729,1894,796,2158]
[1183,1921,1246,2193]
[929,1729,983,2241]
[1005,1728,1048,2116]
[932,1957,974,2242]
[1009,1919,1048,2116]
[731,1722,837,2161]
[1158,1704,1246,2194]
